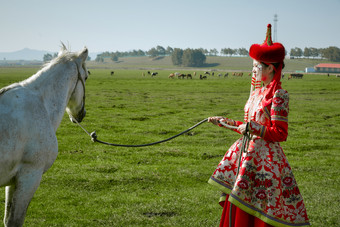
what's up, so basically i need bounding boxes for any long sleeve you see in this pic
[248,89,289,142]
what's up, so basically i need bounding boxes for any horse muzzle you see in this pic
[70,106,86,123]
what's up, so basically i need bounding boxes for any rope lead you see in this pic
[72,117,211,147]
[72,117,240,148]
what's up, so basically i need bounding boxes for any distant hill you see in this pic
[0,48,55,61]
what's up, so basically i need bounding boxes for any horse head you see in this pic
[66,46,88,123]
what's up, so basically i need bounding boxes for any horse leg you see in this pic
[4,169,43,227]
[4,185,15,226]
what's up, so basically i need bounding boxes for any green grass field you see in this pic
[0,63,339,226]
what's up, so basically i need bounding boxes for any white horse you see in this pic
[0,44,88,226]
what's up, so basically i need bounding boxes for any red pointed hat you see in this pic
[249,24,285,63]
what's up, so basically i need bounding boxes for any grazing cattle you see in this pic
[147,71,151,75]
[336,75,340,78]
[295,73,303,79]
[169,73,175,79]
[111,71,114,76]
[232,72,243,77]
[200,74,207,80]
[193,72,196,77]
[218,73,222,77]
[151,72,158,77]
[204,71,210,75]
[224,73,229,78]
[186,74,192,79]
[289,73,303,79]
[178,74,186,79]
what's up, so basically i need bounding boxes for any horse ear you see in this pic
[79,47,88,62]
[58,42,68,57]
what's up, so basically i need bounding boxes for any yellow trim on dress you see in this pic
[229,195,311,227]
[208,178,232,195]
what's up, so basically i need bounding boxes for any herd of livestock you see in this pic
[95,70,340,80]
[143,71,305,80]
[146,71,246,79]
[105,70,340,80]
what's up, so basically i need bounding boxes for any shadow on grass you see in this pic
[200,63,220,68]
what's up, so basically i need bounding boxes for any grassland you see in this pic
[0,58,339,226]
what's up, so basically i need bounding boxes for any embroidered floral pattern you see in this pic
[209,88,310,226]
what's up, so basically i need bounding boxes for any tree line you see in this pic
[43,45,340,64]
[94,46,251,63]
[290,46,340,61]
[43,53,92,62]
[95,46,172,62]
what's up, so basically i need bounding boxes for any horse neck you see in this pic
[23,61,77,131]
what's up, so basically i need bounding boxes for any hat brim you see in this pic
[249,43,285,63]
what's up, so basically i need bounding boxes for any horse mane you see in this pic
[0,83,21,97]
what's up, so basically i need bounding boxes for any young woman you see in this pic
[208,24,310,227]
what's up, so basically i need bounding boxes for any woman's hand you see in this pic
[208,117,234,126]
[238,123,247,134]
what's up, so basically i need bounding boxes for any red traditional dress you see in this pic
[208,82,310,227]
[209,24,310,227]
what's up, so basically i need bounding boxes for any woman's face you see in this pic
[252,60,273,86]
[252,60,262,80]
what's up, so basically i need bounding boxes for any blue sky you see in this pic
[1,0,339,54]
